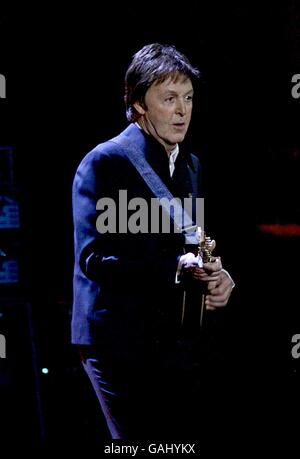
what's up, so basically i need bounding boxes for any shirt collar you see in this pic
[169,144,179,162]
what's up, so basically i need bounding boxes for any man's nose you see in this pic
[175,98,187,115]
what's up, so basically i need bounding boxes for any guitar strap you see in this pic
[109,136,200,245]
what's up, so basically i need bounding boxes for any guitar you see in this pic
[181,227,215,331]
[197,227,215,328]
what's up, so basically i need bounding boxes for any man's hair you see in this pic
[124,43,200,122]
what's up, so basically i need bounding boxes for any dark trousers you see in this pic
[78,340,225,441]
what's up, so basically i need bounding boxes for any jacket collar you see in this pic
[121,123,196,172]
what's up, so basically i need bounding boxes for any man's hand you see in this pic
[180,252,201,271]
[181,254,234,309]
[191,256,222,282]
[205,270,234,309]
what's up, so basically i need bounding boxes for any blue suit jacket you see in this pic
[71,123,202,358]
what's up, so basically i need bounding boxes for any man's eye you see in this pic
[186,95,193,101]
[165,97,175,102]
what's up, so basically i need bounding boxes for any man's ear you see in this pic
[133,100,146,115]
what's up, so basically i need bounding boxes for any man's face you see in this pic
[135,74,194,154]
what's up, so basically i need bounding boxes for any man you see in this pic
[72,43,234,440]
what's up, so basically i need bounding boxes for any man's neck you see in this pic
[135,121,177,157]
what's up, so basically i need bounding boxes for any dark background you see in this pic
[0,2,299,453]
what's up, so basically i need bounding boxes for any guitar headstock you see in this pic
[197,227,215,263]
